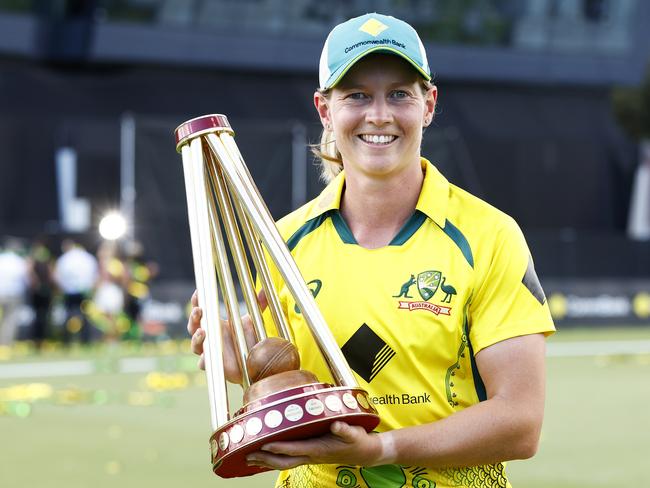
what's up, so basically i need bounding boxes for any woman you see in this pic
[188,13,554,488]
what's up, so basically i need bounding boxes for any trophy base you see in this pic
[209,382,379,478]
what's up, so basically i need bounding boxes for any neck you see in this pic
[340,161,424,249]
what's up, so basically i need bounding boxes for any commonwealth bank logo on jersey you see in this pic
[393,270,457,315]
[341,323,395,383]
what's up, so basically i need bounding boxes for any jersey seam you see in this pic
[438,219,474,269]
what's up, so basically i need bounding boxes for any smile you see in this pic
[359,134,397,145]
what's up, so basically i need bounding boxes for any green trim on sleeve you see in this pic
[465,316,487,402]
[439,219,474,268]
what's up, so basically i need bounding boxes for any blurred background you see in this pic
[0,1,649,487]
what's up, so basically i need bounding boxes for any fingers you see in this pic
[257,289,268,311]
[197,352,205,371]
[259,441,296,456]
[330,421,347,437]
[188,290,206,370]
[240,314,261,350]
[261,437,327,457]
[330,421,357,440]
[187,304,202,336]
[191,325,205,356]
[254,423,377,467]
[247,451,310,470]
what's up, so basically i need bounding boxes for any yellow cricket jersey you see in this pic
[262,158,555,488]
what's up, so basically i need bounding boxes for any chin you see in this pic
[364,154,417,175]
[358,162,404,177]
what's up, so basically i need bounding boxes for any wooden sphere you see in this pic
[246,337,300,383]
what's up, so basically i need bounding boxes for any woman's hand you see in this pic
[187,290,208,369]
[246,421,385,470]
[187,289,263,384]
[248,334,548,471]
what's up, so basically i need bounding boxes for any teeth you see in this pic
[361,135,395,144]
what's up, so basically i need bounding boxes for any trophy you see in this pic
[174,115,380,478]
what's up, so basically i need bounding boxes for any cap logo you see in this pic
[358,18,389,37]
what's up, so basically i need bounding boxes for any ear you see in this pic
[423,85,438,126]
[314,91,332,130]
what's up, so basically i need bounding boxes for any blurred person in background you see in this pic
[54,239,98,344]
[91,240,126,341]
[122,240,158,341]
[0,238,29,346]
[188,13,555,488]
[27,238,55,349]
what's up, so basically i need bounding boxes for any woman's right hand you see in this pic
[187,289,261,384]
[187,289,208,370]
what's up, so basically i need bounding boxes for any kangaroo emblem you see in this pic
[393,274,416,298]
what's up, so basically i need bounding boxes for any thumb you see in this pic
[330,421,356,442]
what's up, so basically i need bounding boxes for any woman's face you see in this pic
[315,54,437,180]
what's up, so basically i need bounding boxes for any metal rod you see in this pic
[202,145,251,389]
[208,132,358,388]
[208,156,267,343]
[181,139,228,430]
[232,190,291,341]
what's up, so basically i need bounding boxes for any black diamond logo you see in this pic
[341,323,395,383]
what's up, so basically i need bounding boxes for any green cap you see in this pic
[319,13,431,90]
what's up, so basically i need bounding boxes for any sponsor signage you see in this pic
[543,280,650,325]
[370,392,432,405]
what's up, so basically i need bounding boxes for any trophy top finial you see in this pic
[175,114,233,152]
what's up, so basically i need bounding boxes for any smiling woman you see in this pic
[313,54,437,249]
[188,12,555,488]
[316,56,434,176]
[314,55,436,186]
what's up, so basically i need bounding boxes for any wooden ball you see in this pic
[246,337,301,383]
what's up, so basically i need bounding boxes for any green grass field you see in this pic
[1,327,649,488]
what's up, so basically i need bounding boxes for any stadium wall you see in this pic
[0,57,641,280]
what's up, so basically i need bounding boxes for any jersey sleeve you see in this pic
[468,216,555,354]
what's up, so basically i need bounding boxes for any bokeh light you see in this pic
[99,212,127,241]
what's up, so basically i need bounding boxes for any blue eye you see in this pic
[390,90,409,99]
[347,92,368,100]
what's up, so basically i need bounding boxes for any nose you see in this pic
[365,98,393,126]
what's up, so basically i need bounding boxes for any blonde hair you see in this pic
[311,129,343,183]
[312,80,435,183]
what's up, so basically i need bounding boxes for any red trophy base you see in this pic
[209,382,380,478]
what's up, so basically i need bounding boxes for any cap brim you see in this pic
[323,46,431,90]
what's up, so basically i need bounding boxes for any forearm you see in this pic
[378,395,542,468]
[251,335,547,472]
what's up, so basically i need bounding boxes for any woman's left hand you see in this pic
[246,421,384,470]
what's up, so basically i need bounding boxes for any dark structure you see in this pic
[0,0,649,284]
